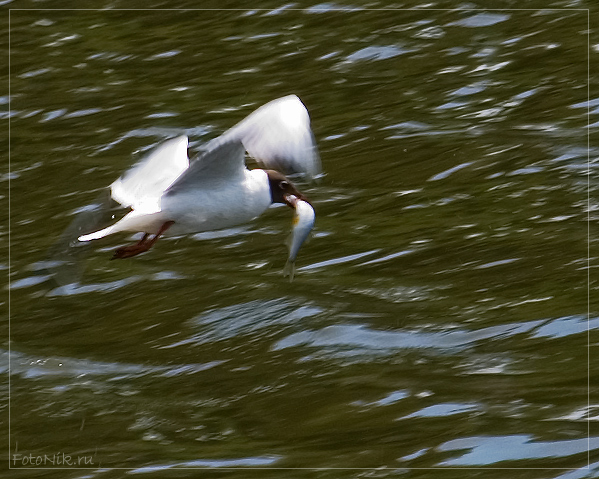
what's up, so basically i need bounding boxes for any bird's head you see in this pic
[266,170,310,208]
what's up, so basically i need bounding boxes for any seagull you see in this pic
[77,95,320,262]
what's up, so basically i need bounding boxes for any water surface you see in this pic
[5,4,599,477]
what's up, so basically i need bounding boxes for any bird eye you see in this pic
[279,181,289,189]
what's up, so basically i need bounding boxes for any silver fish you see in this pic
[284,198,315,281]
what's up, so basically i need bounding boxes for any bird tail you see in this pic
[78,224,115,242]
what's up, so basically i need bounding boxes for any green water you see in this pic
[4,3,599,478]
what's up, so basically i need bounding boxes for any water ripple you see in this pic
[128,455,282,473]
[428,161,473,181]
[356,248,415,266]
[272,315,596,358]
[272,321,527,354]
[47,277,142,296]
[161,299,322,348]
[305,3,362,14]
[400,402,480,420]
[437,435,599,466]
[2,349,223,379]
[447,13,511,28]
[298,249,381,271]
[344,45,411,63]
[531,315,597,339]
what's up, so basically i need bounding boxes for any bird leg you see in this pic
[112,221,175,259]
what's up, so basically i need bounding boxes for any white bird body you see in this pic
[78,144,274,241]
[76,95,319,270]
[159,168,271,236]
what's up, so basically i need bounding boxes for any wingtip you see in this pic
[175,134,189,146]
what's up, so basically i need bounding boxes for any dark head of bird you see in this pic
[266,170,310,208]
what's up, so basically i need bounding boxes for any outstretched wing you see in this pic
[222,95,321,180]
[164,138,247,196]
[110,135,189,213]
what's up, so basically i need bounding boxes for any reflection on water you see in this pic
[437,435,599,466]
[6,5,597,476]
[271,319,549,354]
[128,455,282,474]
[162,299,323,348]
[3,349,223,379]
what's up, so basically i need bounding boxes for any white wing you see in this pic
[164,139,246,196]
[110,135,189,213]
[222,95,321,179]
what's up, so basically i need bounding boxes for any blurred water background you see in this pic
[3,2,599,477]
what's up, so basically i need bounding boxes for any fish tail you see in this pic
[283,260,295,282]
